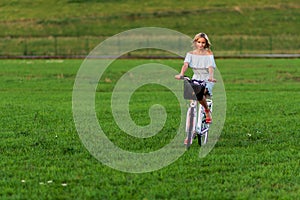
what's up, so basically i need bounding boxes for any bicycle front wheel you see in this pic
[186,105,196,149]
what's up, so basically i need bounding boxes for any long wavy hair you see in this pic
[192,33,212,50]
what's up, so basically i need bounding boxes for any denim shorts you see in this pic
[205,81,214,96]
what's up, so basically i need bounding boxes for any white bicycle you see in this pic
[181,77,213,149]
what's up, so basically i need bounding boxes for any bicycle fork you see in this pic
[185,100,197,134]
[185,101,205,133]
[185,101,198,147]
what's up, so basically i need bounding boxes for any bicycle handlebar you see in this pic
[179,75,189,80]
[176,75,216,82]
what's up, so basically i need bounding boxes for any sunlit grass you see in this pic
[0,59,299,199]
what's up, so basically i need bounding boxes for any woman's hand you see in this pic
[174,74,183,80]
[208,77,217,82]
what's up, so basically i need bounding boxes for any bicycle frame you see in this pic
[180,76,213,148]
[185,98,213,148]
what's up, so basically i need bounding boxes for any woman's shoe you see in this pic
[205,109,212,123]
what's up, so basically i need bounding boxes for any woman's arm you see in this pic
[208,66,216,82]
[175,62,189,79]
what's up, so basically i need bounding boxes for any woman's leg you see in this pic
[199,95,212,123]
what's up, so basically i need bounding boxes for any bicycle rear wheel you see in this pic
[198,126,209,146]
[197,100,212,146]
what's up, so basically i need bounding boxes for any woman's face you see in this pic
[195,37,206,50]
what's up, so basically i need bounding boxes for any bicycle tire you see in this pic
[197,132,202,146]
[196,105,203,146]
[197,112,209,146]
[186,106,195,149]
[202,129,209,145]
[200,99,212,146]
[198,128,209,146]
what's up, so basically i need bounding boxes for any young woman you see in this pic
[175,32,217,123]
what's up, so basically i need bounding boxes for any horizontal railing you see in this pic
[0,35,299,58]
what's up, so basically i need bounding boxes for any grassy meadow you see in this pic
[0,0,299,199]
[0,58,299,199]
[1,0,299,37]
[0,0,300,56]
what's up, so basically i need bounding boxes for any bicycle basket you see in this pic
[183,79,206,100]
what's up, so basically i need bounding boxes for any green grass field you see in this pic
[1,0,299,199]
[0,58,299,199]
[1,0,299,37]
[0,0,299,56]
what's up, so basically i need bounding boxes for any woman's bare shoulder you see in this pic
[207,50,213,55]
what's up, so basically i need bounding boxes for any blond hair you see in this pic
[192,33,212,49]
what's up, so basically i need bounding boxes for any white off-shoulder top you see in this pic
[184,52,216,81]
